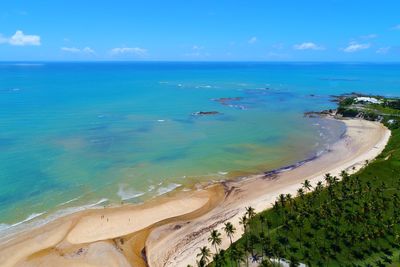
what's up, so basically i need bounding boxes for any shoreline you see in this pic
[147,118,391,266]
[0,118,391,267]
[0,117,342,240]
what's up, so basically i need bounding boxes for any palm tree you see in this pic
[266,219,272,238]
[302,179,312,192]
[294,217,304,250]
[332,175,339,184]
[286,194,293,211]
[297,188,305,198]
[315,181,324,193]
[246,206,256,220]
[340,170,349,181]
[223,221,236,245]
[230,245,245,267]
[262,236,273,261]
[277,234,289,253]
[196,246,211,267]
[196,259,205,267]
[324,173,333,186]
[213,249,228,267]
[239,215,248,233]
[249,233,260,258]
[272,201,280,212]
[208,229,222,254]
[278,194,286,207]
[259,214,266,233]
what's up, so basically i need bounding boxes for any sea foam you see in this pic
[157,183,182,196]
[0,198,111,241]
[57,197,80,207]
[0,212,46,234]
[117,184,145,201]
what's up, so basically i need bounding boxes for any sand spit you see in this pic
[0,119,390,267]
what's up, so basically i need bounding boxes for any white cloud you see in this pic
[0,30,41,46]
[184,45,209,57]
[293,42,324,50]
[82,47,95,54]
[61,46,95,54]
[184,51,210,57]
[61,47,80,53]
[192,45,204,50]
[343,42,370,53]
[248,37,257,44]
[9,30,40,46]
[361,34,378,39]
[376,47,391,54]
[110,47,147,56]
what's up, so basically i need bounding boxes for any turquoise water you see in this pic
[1,62,399,232]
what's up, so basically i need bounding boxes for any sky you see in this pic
[0,0,399,61]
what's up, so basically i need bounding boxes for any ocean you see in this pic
[1,62,399,234]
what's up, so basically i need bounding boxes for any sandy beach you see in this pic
[0,118,391,267]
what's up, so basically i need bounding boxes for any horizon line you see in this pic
[2,60,400,64]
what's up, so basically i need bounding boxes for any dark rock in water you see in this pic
[212,97,243,105]
[304,109,336,118]
[192,111,221,116]
[212,97,248,110]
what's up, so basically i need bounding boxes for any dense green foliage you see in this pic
[336,107,359,118]
[384,99,400,110]
[197,96,400,267]
[337,95,400,127]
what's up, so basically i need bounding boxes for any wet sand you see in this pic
[0,118,391,267]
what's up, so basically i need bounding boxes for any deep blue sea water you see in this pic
[1,62,399,233]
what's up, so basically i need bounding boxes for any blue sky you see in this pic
[0,0,399,61]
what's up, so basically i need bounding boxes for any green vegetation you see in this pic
[196,95,400,267]
[337,94,400,130]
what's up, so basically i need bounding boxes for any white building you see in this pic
[355,97,382,104]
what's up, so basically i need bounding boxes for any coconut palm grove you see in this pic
[194,95,400,267]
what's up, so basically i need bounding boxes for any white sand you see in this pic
[0,119,390,267]
[146,119,391,267]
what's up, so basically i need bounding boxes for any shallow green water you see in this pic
[1,62,399,232]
